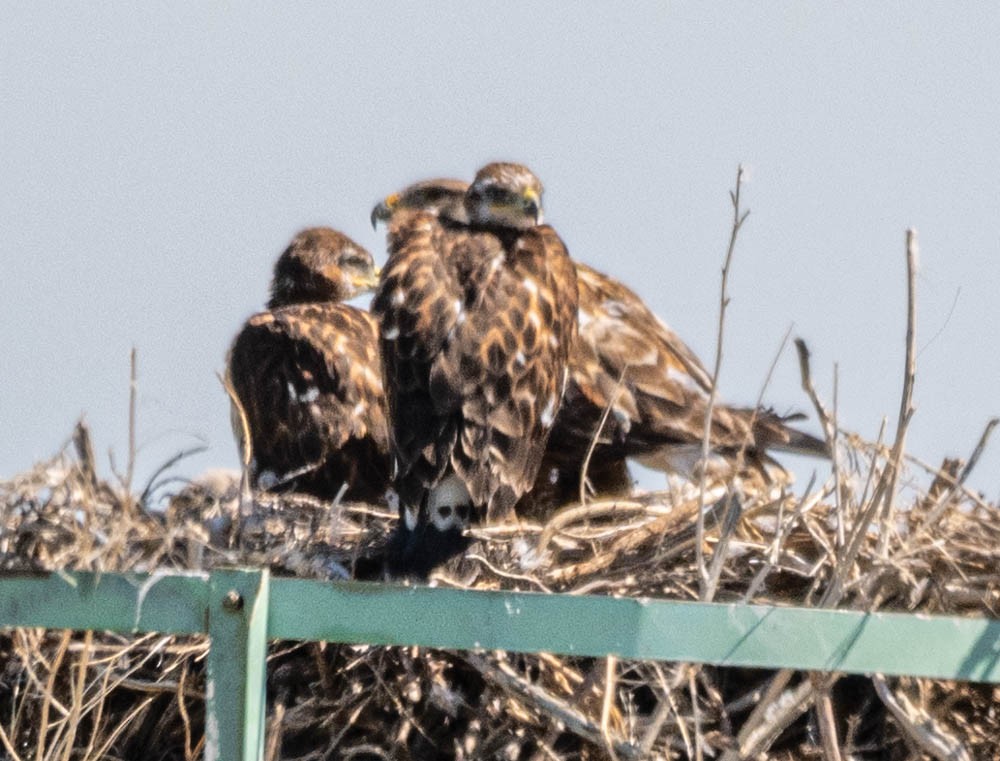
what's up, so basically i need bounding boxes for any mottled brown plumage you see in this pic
[549,261,826,486]
[372,164,578,575]
[227,228,390,503]
[373,178,827,519]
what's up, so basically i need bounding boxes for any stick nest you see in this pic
[0,421,997,760]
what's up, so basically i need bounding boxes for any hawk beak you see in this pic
[523,189,542,225]
[353,269,381,291]
[370,193,400,229]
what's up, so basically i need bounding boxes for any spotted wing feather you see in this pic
[227,303,390,501]
[547,262,825,480]
[372,212,466,511]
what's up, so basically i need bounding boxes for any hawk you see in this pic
[372,163,579,576]
[227,227,390,503]
[372,178,826,515]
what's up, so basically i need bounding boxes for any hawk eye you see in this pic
[483,185,508,202]
[341,252,369,269]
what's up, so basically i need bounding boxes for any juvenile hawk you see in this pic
[372,163,579,576]
[227,227,390,503]
[373,178,826,515]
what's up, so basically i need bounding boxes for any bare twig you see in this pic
[704,326,792,602]
[688,666,705,761]
[875,229,919,557]
[137,445,209,507]
[580,364,629,506]
[910,417,998,538]
[872,675,970,761]
[464,654,641,759]
[600,655,619,761]
[814,678,843,761]
[0,723,24,761]
[58,630,92,761]
[794,339,844,555]
[72,420,99,494]
[124,347,137,516]
[36,630,71,761]
[698,164,750,599]
[720,677,815,761]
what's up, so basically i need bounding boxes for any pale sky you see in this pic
[2,4,999,501]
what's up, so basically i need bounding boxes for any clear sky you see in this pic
[2,4,999,501]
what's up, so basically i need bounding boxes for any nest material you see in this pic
[0,421,997,760]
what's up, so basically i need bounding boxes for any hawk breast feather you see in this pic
[374,211,578,521]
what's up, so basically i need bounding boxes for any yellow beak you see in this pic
[352,268,381,291]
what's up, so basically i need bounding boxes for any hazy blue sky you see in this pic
[3,4,999,501]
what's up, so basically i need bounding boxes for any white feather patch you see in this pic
[540,394,557,428]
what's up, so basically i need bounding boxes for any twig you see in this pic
[72,421,99,494]
[600,655,619,761]
[464,653,640,759]
[218,369,255,518]
[703,326,792,602]
[639,663,690,758]
[910,417,998,538]
[36,630,71,761]
[831,362,844,552]
[580,365,630,506]
[537,500,651,558]
[875,229,919,557]
[89,697,156,761]
[872,675,970,761]
[82,644,114,761]
[137,445,209,506]
[688,665,704,761]
[0,722,24,761]
[794,339,844,556]
[124,347,137,517]
[218,370,251,470]
[265,700,286,761]
[177,663,194,761]
[698,164,750,599]
[814,678,843,761]
[720,677,815,761]
[58,630,91,761]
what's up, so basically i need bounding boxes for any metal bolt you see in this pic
[222,589,244,612]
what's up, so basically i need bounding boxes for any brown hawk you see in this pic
[226,227,390,503]
[371,163,579,576]
[372,178,827,516]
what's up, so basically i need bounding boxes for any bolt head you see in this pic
[222,590,244,612]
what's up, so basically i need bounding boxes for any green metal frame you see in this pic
[0,569,997,761]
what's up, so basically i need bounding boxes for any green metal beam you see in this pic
[0,570,209,634]
[205,569,270,761]
[0,570,997,691]
[269,579,1000,683]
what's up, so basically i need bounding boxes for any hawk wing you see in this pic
[372,212,464,512]
[550,262,824,479]
[227,303,390,502]
[374,212,578,521]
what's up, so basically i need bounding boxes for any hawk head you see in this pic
[268,227,379,309]
[465,162,544,230]
[370,178,470,228]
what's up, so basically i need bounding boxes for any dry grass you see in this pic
[0,414,997,761]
